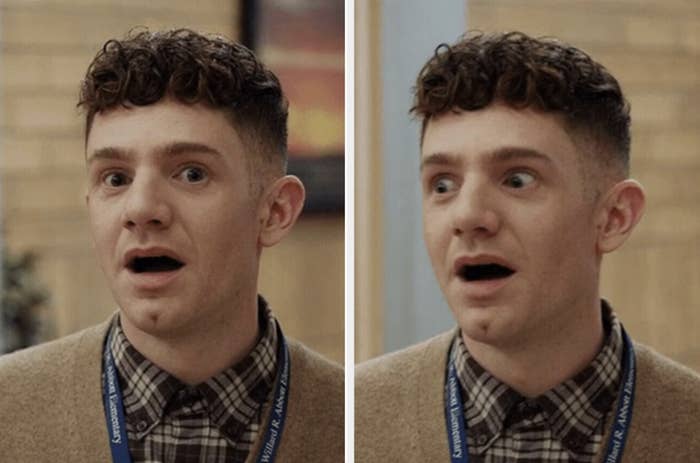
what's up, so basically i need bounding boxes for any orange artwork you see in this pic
[243,0,344,212]
[257,0,344,158]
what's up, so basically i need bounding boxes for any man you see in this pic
[356,31,699,462]
[0,29,342,462]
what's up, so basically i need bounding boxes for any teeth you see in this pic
[460,263,514,281]
[130,256,183,273]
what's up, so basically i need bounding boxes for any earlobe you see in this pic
[596,179,645,254]
[258,175,306,248]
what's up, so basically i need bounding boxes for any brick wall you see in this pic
[0,1,343,362]
[468,0,700,371]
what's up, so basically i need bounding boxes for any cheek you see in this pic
[196,209,258,261]
[88,211,116,255]
[529,209,597,274]
[422,212,439,248]
[423,210,451,267]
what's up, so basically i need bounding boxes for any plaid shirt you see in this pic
[108,300,278,463]
[451,303,623,462]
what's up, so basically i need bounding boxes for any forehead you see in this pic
[421,105,582,172]
[86,99,244,164]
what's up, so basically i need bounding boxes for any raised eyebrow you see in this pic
[420,152,460,171]
[86,147,132,166]
[487,147,554,165]
[86,142,223,166]
[161,141,223,159]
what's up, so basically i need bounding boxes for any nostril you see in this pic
[122,205,170,228]
[125,218,164,228]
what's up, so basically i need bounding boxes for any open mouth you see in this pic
[128,256,185,274]
[457,263,515,282]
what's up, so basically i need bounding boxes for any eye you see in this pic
[432,176,457,194]
[177,166,208,184]
[102,172,131,188]
[503,171,535,189]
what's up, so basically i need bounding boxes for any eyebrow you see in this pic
[420,146,554,171]
[420,152,460,171]
[87,141,223,165]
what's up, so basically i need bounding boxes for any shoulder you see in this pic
[0,321,110,460]
[286,338,343,418]
[278,338,343,462]
[624,342,700,458]
[355,330,455,463]
[0,322,107,385]
[287,338,343,394]
[356,329,454,396]
[355,330,454,422]
[634,342,700,406]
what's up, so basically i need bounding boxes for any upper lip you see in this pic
[123,247,185,269]
[452,254,516,275]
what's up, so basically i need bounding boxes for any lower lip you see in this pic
[456,274,514,299]
[126,268,183,291]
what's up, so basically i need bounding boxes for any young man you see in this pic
[0,29,342,462]
[356,32,700,462]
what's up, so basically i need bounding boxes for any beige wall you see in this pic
[0,0,343,363]
[356,0,699,371]
[354,0,384,362]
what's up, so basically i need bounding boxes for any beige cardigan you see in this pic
[0,319,343,462]
[356,329,700,462]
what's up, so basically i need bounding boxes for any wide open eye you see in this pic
[503,171,535,189]
[103,172,131,187]
[177,166,208,184]
[432,176,457,194]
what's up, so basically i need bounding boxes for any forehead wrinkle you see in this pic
[420,152,462,171]
[484,146,555,166]
[86,141,223,166]
[420,146,555,172]
[160,141,223,159]
[86,146,134,166]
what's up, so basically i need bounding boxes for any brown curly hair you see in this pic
[78,28,288,172]
[412,31,631,176]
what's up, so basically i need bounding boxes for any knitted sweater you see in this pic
[356,329,700,462]
[0,319,343,462]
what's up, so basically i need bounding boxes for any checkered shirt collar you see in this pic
[109,297,278,444]
[451,301,623,454]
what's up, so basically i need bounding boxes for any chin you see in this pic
[452,302,515,346]
[120,299,190,337]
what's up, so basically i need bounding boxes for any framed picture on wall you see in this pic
[241,0,344,213]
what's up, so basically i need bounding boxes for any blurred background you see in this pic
[355,0,699,372]
[0,0,344,363]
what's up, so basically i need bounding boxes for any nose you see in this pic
[451,181,501,239]
[122,173,173,231]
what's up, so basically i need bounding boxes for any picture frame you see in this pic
[241,0,345,214]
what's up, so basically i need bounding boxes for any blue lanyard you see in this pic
[255,327,290,463]
[102,330,132,463]
[102,326,291,463]
[444,328,636,463]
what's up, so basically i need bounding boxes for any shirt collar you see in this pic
[109,295,279,443]
[452,300,623,454]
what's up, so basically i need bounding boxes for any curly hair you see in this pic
[78,28,288,172]
[412,31,631,176]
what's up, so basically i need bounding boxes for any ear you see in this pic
[596,179,646,254]
[258,175,306,247]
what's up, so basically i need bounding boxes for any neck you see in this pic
[462,303,604,398]
[120,299,260,385]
